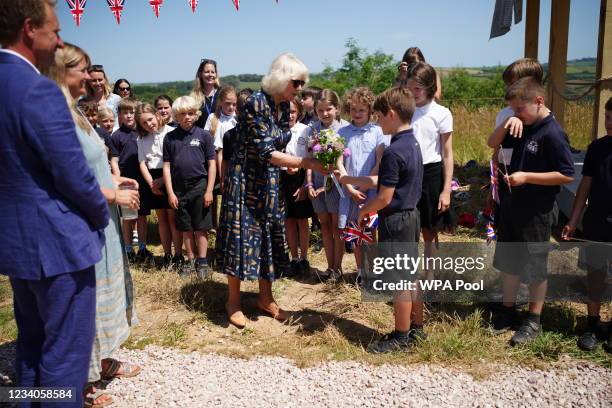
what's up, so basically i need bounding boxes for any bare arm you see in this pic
[439,131,453,212]
[163,161,178,209]
[562,176,592,238]
[506,171,574,187]
[110,157,121,176]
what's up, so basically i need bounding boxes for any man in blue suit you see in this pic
[0,1,109,406]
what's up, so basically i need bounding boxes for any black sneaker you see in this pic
[286,260,300,278]
[136,247,155,265]
[510,320,542,346]
[491,307,519,333]
[160,254,173,268]
[172,254,185,268]
[195,259,211,280]
[408,325,427,342]
[179,259,195,277]
[577,331,599,351]
[298,259,310,275]
[368,331,416,354]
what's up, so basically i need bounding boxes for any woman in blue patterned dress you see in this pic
[49,43,141,408]
[218,53,330,328]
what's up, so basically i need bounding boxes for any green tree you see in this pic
[310,38,397,96]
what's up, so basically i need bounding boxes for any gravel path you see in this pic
[1,344,610,407]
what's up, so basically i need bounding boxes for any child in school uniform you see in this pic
[337,87,423,353]
[337,87,386,285]
[136,103,183,268]
[78,96,112,151]
[487,58,545,223]
[283,97,315,277]
[562,97,612,353]
[163,96,216,279]
[490,78,574,346]
[155,95,178,129]
[110,97,154,264]
[403,62,454,341]
[98,106,116,135]
[306,89,349,280]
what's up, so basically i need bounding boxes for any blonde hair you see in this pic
[172,95,202,118]
[261,53,309,96]
[98,106,114,121]
[343,86,375,117]
[210,86,237,136]
[47,42,91,131]
[85,67,112,98]
[135,103,162,135]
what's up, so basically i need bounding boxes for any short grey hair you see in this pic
[261,53,309,96]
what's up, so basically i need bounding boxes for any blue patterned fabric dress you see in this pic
[218,90,293,281]
[74,124,137,382]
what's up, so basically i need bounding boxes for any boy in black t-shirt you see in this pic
[109,98,155,264]
[490,78,575,346]
[163,96,216,279]
[338,87,424,353]
[562,97,612,353]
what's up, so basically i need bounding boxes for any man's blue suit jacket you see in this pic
[0,51,109,280]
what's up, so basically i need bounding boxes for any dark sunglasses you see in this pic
[119,87,131,91]
[88,64,104,72]
[292,79,306,88]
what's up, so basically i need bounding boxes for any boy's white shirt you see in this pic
[495,106,515,164]
[412,100,453,165]
[137,124,173,170]
[204,112,237,150]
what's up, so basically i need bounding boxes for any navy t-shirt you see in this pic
[163,125,216,185]
[110,125,140,178]
[94,126,112,151]
[378,129,424,211]
[195,90,219,129]
[582,135,612,217]
[507,114,574,210]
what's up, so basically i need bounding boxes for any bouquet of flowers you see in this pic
[308,128,350,197]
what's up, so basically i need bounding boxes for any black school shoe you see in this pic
[136,247,155,265]
[195,259,211,280]
[368,331,416,354]
[510,320,542,346]
[408,325,427,342]
[577,331,599,351]
[298,259,310,275]
[491,306,519,333]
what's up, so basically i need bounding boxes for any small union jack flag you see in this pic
[232,0,239,11]
[188,0,198,13]
[66,0,87,27]
[107,0,125,24]
[149,0,163,18]
[341,222,374,246]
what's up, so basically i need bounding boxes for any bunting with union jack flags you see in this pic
[149,0,163,17]
[66,0,87,26]
[107,0,125,24]
[188,0,198,13]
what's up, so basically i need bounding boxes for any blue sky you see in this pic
[55,0,599,84]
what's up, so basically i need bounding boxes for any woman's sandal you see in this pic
[225,302,246,328]
[84,384,113,408]
[256,300,288,322]
[100,358,141,380]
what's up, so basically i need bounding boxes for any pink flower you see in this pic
[343,148,351,157]
[312,144,322,153]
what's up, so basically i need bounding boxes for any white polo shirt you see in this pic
[412,100,453,165]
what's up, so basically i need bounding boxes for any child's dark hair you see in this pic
[401,47,426,65]
[605,96,612,111]
[302,86,322,101]
[154,94,173,108]
[502,58,544,86]
[118,97,139,113]
[342,86,375,117]
[373,87,415,123]
[77,96,98,113]
[504,77,546,102]
[407,62,438,100]
[314,89,342,120]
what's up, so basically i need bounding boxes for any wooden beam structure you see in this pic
[592,0,612,139]
[547,0,570,127]
[524,0,540,59]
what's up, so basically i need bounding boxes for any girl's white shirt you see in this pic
[137,124,173,170]
[204,112,237,150]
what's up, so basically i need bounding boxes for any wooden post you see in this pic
[592,0,612,139]
[547,0,570,127]
[525,0,540,59]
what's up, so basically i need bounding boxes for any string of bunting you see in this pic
[67,0,279,26]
